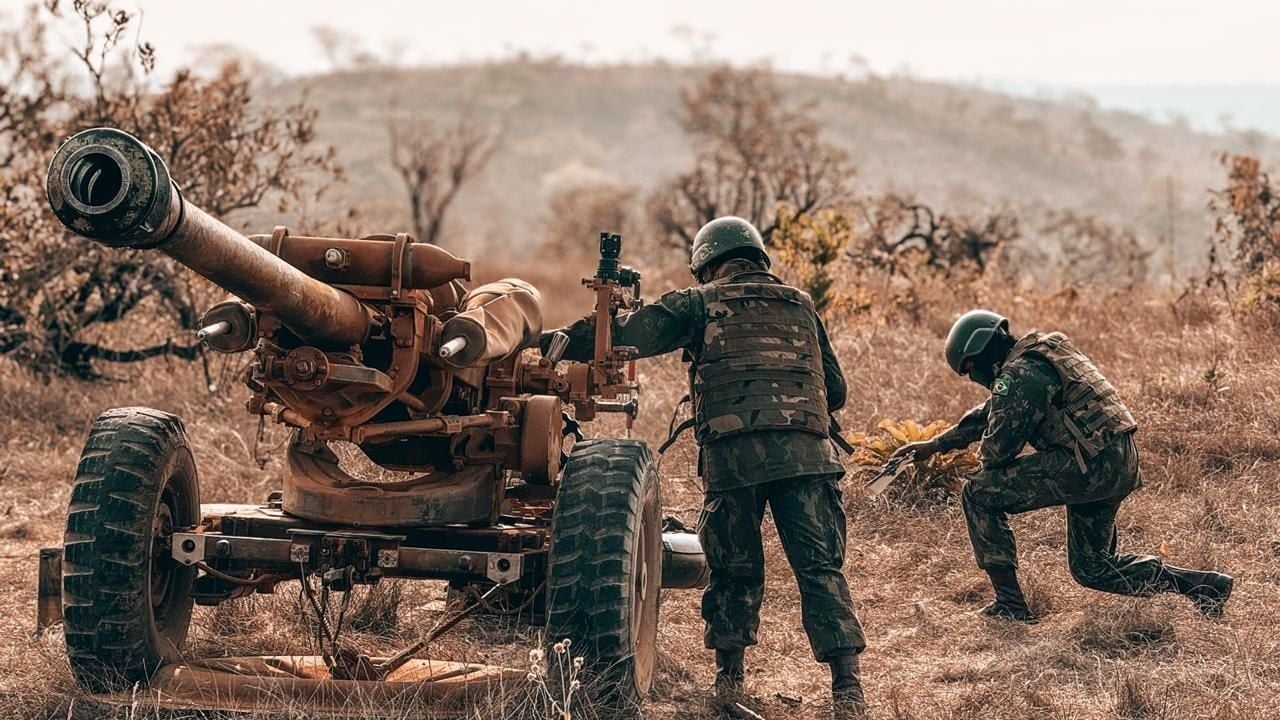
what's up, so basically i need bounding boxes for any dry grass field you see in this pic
[3,5,1277,717]
[2,266,1279,719]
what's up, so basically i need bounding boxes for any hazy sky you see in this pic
[14,0,1279,86]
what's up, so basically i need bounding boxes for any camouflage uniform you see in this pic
[934,332,1168,595]
[545,258,865,661]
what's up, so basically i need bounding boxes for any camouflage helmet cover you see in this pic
[945,309,1010,375]
[690,216,769,273]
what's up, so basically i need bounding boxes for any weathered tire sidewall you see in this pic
[151,446,199,663]
[631,459,662,694]
[545,439,662,712]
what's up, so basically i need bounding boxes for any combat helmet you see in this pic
[690,216,769,274]
[945,310,1009,375]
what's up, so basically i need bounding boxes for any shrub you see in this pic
[848,418,979,503]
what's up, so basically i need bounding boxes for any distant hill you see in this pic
[1081,84,1280,136]
[263,61,1278,272]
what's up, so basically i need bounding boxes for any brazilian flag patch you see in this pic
[992,376,1011,397]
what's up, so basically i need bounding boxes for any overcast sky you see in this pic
[17,0,1277,86]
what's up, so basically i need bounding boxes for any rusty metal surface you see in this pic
[46,128,679,715]
[249,232,471,290]
[44,128,627,484]
[283,444,504,527]
[161,210,374,347]
[94,656,522,718]
[518,395,563,485]
[171,530,526,583]
[47,128,373,347]
[36,547,62,633]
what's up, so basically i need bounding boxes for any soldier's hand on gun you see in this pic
[890,439,940,464]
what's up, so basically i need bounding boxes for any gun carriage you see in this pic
[37,128,706,714]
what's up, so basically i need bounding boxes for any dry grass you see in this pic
[3,269,1280,719]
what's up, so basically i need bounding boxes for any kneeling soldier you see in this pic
[893,310,1233,622]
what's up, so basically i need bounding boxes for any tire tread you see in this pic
[62,407,196,693]
[546,438,660,711]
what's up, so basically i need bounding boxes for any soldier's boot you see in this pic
[979,567,1036,623]
[714,649,745,695]
[1159,565,1234,618]
[829,652,866,719]
[713,649,754,712]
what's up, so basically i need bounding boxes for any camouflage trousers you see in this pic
[962,433,1168,595]
[698,475,865,662]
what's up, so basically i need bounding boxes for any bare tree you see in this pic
[1041,210,1151,285]
[387,112,499,245]
[850,194,1019,277]
[540,181,640,260]
[311,24,381,71]
[648,64,855,250]
[0,5,65,166]
[0,1,340,378]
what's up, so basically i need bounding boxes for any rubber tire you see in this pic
[62,407,200,693]
[546,438,662,714]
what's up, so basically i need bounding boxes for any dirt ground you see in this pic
[2,282,1279,719]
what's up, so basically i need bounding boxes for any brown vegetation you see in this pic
[648,65,855,250]
[0,1,337,378]
[5,260,1280,719]
[1,4,1280,719]
[387,107,500,245]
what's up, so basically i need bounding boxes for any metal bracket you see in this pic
[172,533,206,565]
[487,552,523,583]
[172,531,526,584]
[390,232,413,300]
[267,225,289,256]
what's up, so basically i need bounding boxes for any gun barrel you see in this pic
[46,127,371,346]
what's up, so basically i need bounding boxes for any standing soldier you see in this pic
[892,310,1233,622]
[541,217,866,717]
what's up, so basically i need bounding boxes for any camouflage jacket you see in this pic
[544,259,847,492]
[933,351,1063,469]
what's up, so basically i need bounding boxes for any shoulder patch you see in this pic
[992,376,1012,397]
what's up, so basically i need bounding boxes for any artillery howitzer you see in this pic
[37,128,705,715]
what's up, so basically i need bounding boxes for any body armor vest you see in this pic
[687,271,830,444]
[1007,331,1137,468]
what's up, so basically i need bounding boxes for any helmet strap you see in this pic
[969,332,1015,387]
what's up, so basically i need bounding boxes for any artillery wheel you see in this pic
[62,407,200,693]
[546,439,661,714]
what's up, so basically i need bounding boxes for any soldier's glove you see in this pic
[890,439,940,464]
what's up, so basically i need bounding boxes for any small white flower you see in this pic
[572,656,585,670]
